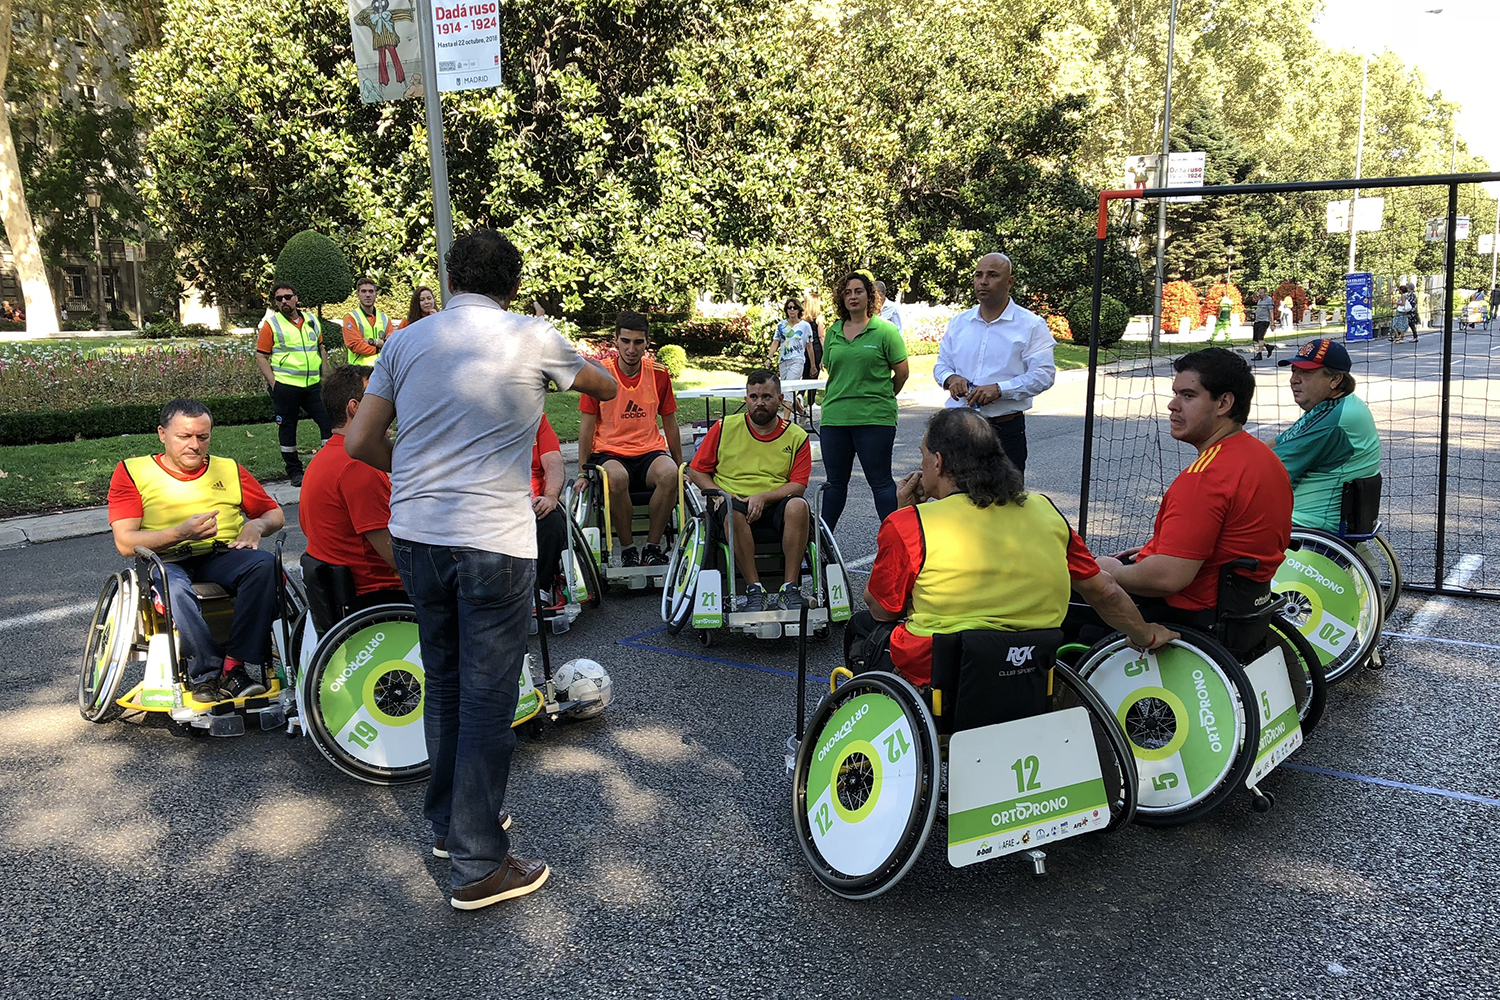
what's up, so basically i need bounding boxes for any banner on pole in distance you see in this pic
[1345,272,1374,342]
[432,2,502,93]
[349,0,424,104]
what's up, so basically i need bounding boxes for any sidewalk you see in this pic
[0,442,581,550]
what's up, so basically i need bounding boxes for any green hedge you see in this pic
[0,394,274,446]
[1066,294,1131,348]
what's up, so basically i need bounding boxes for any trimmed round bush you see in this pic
[274,230,353,308]
[656,344,687,378]
[1066,293,1131,348]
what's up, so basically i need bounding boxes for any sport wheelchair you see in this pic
[1272,475,1398,683]
[660,481,853,644]
[569,460,685,592]
[791,627,1138,900]
[1067,558,1326,825]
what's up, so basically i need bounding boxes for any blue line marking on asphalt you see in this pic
[1280,763,1500,808]
[1385,631,1500,652]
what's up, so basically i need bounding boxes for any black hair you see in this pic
[614,310,649,338]
[272,282,297,297]
[356,276,377,290]
[783,298,802,315]
[1174,347,1253,424]
[322,365,370,429]
[445,229,522,299]
[160,398,212,428]
[924,408,1025,509]
[745,368,781,390]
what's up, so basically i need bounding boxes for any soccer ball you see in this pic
[554,658,613,720]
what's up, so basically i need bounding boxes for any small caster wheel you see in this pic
[1026,849,1048,878]
[1367,648,1385,670]
[812,625,830,642]
[1251,791,1275,813]
[698,629,714,648]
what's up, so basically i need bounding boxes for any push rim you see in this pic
[1276,531,1383,684]
[80,572,137,722]
[1049,663,1139,831]
[1354,534,1402,620]
[662,514,705,634]
[1266,614,1327,734]
[567,515,605,609]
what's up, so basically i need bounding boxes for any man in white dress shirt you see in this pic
[932,252,1056,474]
[875,280,903,331]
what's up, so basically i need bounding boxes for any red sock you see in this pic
[222,656,243,676]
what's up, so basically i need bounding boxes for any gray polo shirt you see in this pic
[366,293,585,557]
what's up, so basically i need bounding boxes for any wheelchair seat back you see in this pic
[927,628,1062,736]
[1215,558,1283,658]
[1339,474,1382,539]
[300,553,358,635]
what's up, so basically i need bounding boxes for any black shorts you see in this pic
[727,495,803,541]
[593,450,670,494]
[1252,320,1270,340]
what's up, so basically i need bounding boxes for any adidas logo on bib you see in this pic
[623,400,647,418]
[211,480,226,491]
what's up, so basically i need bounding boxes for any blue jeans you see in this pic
[819,424,898,531]
[152,547,276,683]
[392,537,534,889]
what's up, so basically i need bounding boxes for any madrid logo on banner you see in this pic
[349,0,425,103]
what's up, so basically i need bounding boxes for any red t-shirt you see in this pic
[297,433,404,595]
[689,417,812,486]
[577,364,677,416]
[531,415,561,498]
[1138,430,1293,611]
[107,456,278,523]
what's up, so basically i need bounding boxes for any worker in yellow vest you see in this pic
[106,398,286,703]
[849,407,1174,684]
[687,369,812,611]
[255,282,332,486]
[342,276,392,367]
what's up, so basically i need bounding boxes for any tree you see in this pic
[274,229,352,324]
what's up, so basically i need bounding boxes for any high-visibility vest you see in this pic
[122,455,245,556]
[711,415,807,498]
[267,311,322,386]
[593,356,668,457]
[345,309,389,366]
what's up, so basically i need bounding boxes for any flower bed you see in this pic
[0,340,262,414]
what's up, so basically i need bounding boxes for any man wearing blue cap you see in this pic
[1272,339,1382,532]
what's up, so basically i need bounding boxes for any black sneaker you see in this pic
[620,546,640,567]
[537,588,565,621]
[641,543,669,566]
[739,583,766,613]
[221,665,267,700]
[289,472,304,487]
[780,583,804,612]
[189,677,221,703]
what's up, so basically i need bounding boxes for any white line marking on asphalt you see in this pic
[0,600,96,632]
[1406,553,1483,637]
[845,552,875,569]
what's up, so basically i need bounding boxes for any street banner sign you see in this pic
[432,2,502,93]
[1345,272,1374,342]
[1121,152,1206,202]
[349,0,423,103]
[1425,217,1472,242]
[1481,234,1495,255]
[1326,197,1384,233]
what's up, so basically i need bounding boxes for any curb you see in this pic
[0,441,585,550]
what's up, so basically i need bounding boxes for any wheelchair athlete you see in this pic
[298,366,408,611]
[1091,349,1292,632]
[107,398,286,702]
[849,407,1176,687]
[531,413,570,619]
[686,369,813,612]
[1272,339,1381,532]
[575,312,683,567]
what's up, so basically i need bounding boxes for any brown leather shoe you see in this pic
[450,855,549,910]
[433,812,511,858]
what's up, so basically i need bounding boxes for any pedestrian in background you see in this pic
[1252,288,1274,359]
[819,271,908,530]
[876,280,903,331]
[771,298,815,420]
[254,282,332,486]
[403,285,440,329]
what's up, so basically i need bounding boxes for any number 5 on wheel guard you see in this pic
[946,707,1110,868]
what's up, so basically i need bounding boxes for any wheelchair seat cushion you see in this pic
[928,628,1063,735]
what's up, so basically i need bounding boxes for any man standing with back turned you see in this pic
[933,253,1056,475]
[346,229,617,911]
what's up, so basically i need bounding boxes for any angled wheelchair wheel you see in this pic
[1354,534,1402,621]
[1274,530,1383,684]
[662,512,708,635]
[1048,664,1138,831]
[816,518,854,622]
[793,671,940,900]
[1266,614,1326,735]
[565,515,605,610]
[301,604,430,785]
[80,572,139,723]
[1077,629,1256,827]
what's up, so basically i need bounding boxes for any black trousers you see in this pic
[271,380,332,475]
[535,505,568,593]
[988,412,1028,475]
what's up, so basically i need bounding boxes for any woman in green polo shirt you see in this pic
[820,271,909,530]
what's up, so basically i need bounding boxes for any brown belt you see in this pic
[987,412,1021,425]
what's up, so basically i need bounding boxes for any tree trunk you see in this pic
[0,0,60,334]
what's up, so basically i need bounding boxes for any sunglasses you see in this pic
[275,293,295,301]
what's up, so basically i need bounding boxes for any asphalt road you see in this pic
[1,390,1497,998]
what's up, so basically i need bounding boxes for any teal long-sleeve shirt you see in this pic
[1271,393,1382,532]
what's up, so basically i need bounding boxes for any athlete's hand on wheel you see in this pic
[176,511,218,543]
[1128,624,1180,652]
[944,375,970,400]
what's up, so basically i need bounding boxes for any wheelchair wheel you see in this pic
[662,512,708,635]
[792,671,940,900]
[301,604,430,785]
[1076,629,1257,827]
[565,515,605,610]
[1354,534,1402,621]
[1274,530,1383,684]
[1266,614,1326,735]
[80,572,139,723]
[816,518,853,621]
[1048,664,1138,832]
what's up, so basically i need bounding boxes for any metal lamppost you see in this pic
[85,188,106,330]
[1348,52,1369,274]
[1149,0,1181,348]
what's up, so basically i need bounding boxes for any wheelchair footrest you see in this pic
[209,714,246,737]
